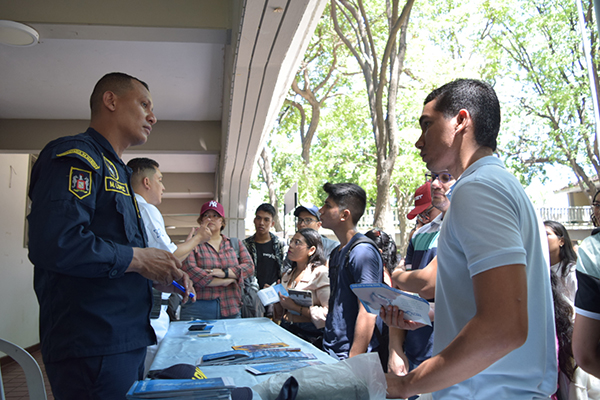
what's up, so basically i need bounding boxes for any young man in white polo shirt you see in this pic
[384,79,556,399]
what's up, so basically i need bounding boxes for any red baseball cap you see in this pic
[200,200,225,217]
[407,182,432,220]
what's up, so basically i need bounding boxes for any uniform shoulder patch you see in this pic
[56,148,100,170]
[103,156,119,179]
[69,167,92,199]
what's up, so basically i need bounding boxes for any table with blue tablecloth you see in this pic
[149,317,337,388]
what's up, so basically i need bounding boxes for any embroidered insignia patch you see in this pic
[57,149,100,170]
[103,156,118,179]
[105,177,130,196]
[69,167,92,199]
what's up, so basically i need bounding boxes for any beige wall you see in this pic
[0,154,39,347]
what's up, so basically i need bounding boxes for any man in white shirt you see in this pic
[384,79,556,399]
[127,157,210,372]
[128,157,210,259]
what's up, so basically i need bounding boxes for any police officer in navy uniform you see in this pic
[28,73,196,400]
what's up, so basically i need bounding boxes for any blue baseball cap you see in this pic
[294,205,320,220]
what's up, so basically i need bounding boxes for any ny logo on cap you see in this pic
[209,200,218,208]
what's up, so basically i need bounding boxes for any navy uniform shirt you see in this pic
[28,128,155,363]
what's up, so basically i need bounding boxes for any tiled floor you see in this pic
[1,348,54,400]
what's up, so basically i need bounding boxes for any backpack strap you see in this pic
[341,235,384,284]
[230,237,241,261]
[345,236,380,263]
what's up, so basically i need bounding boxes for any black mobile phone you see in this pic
[188,323,208,331]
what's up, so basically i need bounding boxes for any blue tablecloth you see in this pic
[150,318,337,389]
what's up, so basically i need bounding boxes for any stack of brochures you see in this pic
[126,377,235,399]
[199,349,317,366]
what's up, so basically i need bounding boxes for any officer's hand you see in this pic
[154,272,196,304]
[128,247,183,285]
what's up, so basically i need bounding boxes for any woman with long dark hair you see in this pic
[365,229,398,286]
[544,220,578,304]
[274,228,329,346]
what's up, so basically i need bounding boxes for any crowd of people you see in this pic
[27,72,600,400]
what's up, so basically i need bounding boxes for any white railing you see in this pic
[248,206,595,237]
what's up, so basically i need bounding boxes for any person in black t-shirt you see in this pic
[243,203,286,289]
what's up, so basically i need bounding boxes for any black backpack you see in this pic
[231,238,265,318]
[342,235,390,372]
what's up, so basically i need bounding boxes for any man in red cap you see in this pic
[389,172,455,387]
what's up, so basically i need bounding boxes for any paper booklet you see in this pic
[257,283,288,306]
[287,289,312,315]
[350,283,432,326]
[199,349,317,366]
[232,342,289,351]
[245,360,324,375]
[126,377,235,399]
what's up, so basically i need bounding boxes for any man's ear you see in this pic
[142,176,151,190]
[455,109,470,135]
[102,91,117,112]
[340,209,351,222]
[317,221,322,229]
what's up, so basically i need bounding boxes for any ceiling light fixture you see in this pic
[0,20,39,47]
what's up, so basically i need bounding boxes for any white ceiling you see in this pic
[0,0,328,238]
[0,24,225,121]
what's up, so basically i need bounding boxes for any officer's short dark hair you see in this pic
[127,157,159,185]
[322,182,366,225]
[424,79,501,151]
[90,72,149,116]
[256,203,276,219]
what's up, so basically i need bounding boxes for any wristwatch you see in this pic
[223,268,229,279]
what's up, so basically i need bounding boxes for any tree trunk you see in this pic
[393,183,414,258]
[332,0,414,231]
[258,147,283,231]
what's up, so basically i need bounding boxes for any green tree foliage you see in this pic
[330,0,415,230]
[478,0,600,197]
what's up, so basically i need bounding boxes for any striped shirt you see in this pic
[182,235,254,317]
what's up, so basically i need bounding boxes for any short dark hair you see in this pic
[127,157,159,174]
[127,157,159,186]
[90,72,149,116]
[322,182,366,225]
[424,79,501,151]
[256,203,277,219]
[295,228,326,270]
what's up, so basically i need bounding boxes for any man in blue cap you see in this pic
[294,204,339,258]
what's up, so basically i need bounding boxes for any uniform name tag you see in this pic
[105,177,130,196]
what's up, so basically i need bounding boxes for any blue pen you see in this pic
[172,281,195,298]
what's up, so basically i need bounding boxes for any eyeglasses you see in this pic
[417,206,435,223]
[425,172,453,184]
[297,217,318,225]
[289,238,307,248]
